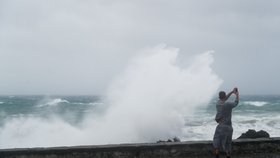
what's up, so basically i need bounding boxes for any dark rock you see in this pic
[238,129,270,139]
[156,140,165,143]
[256,130,270,138]
[173,137,181,142]
[167,139,172,142]
[157,137,181,143]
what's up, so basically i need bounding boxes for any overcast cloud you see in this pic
[0,0,280,95]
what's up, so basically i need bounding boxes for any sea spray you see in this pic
[102,45,222,142]
[0,45,222,148]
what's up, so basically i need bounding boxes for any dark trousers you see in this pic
[213,124,233,154]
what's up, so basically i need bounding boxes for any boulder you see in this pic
[173,137,181,142]
[238,129,270,139]
[157,137,181,143]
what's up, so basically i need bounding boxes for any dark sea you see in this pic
[0,95,279,148]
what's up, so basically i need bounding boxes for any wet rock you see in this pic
[173,137,181,142]
[157,137,181,143]
[238,129,270,139]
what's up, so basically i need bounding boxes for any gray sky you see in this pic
[0,0,280,95]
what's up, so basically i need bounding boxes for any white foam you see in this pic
[85,102,102,106]
[232,114,280,138]
[0,117,82,148]
[181,112,280,141]
[244,101,268,107]
[36,98,69,107]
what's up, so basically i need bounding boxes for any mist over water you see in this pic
[0,45,222,148]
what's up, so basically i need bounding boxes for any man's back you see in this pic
[216,100,239,126]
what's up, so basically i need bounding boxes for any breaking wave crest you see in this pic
[244,101,268,107]
[36,98,69,107]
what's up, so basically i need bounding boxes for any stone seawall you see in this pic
[1,137,280,158]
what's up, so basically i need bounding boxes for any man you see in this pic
[213,88,239,158]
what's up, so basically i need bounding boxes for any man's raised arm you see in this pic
[225,89,235,101]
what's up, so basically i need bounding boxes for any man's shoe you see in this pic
[213,149,219,158]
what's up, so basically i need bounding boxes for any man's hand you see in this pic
[233,87,238,94]
[234,87,239,102]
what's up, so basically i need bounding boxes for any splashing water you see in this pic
[103,45,222,142]
[0,45,222,148]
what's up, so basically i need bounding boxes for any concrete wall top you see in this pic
[1,137,280,158]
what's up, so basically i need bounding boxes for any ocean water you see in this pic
[0,96,103,126]
[0,95,279,148]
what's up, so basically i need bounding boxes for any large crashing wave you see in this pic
[103,45,222,142]
[0,45,222,148]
